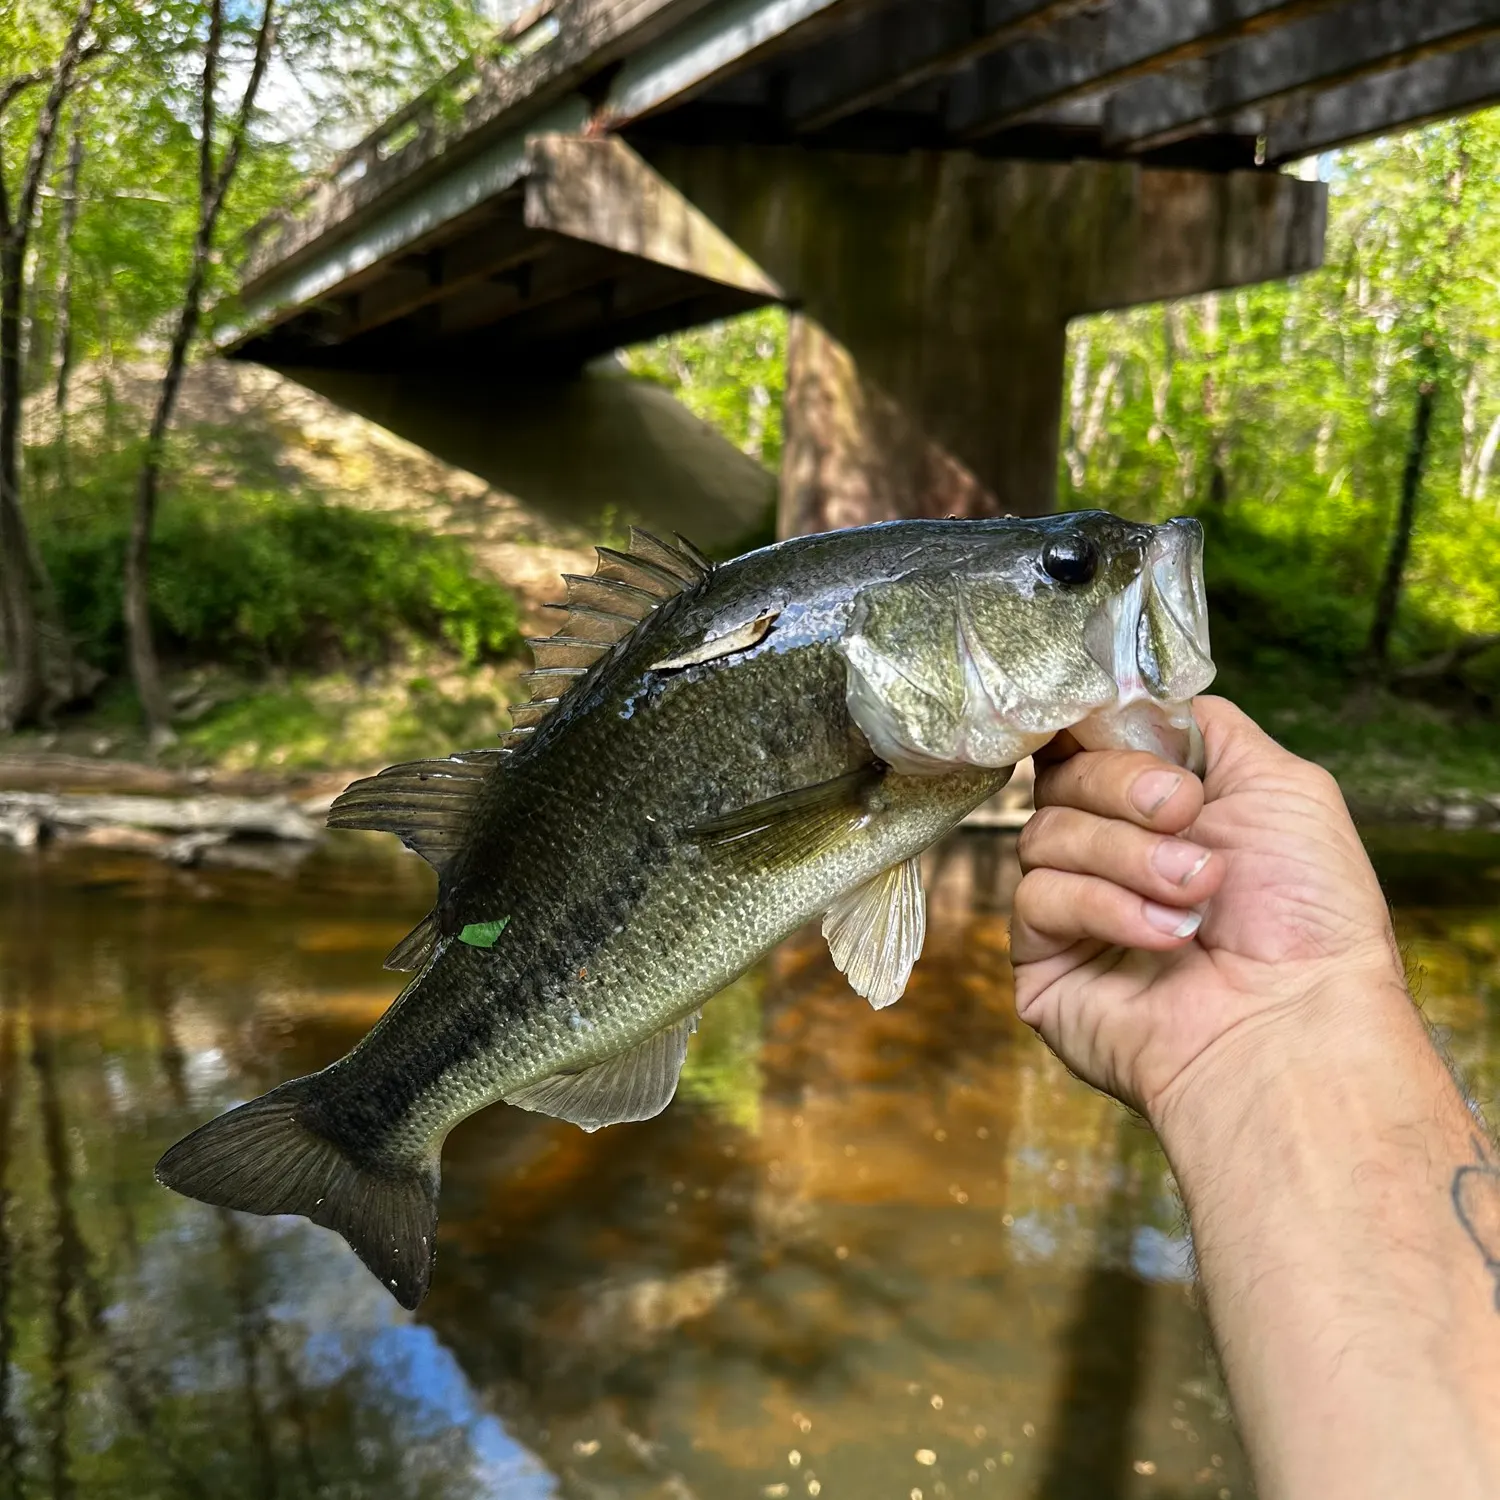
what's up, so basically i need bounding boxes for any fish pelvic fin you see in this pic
[154,1078,440,1311]
[823,855,926,1010]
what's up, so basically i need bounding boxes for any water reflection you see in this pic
[0,827,1495,1498]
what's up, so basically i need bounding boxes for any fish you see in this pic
[155,512,1215,1308]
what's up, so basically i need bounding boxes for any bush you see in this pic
[32,467,521,676]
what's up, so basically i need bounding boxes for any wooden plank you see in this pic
[240,0,718,288]
[218,96,590,350]
[479,262,760,359]
[1264,35,1500,162]
[422,239,636,339]
[328,220,554,341]
[600,0,856,124]
[782,0,1092,131]
[523,133,782,295]
[947,0,1338,137]
[1102,0,1500,153]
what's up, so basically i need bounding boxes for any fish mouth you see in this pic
[1074,518,1216,771]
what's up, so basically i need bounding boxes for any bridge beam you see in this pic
[639,142,1326,529]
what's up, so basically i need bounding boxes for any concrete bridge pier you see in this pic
[640,143,1327,532]
[229,135,1326,546]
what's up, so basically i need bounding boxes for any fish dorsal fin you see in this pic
[507,528,712,750]
[327,751,503,871]
[822,857,927,1010]
[503,1014,696,1132]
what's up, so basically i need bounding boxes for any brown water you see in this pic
[1,827,1497,1500]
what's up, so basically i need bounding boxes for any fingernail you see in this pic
[1131,770,1183,817]
[1144,901,1203,939]
[1151,840,1211,887]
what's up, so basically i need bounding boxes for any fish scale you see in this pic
[156,514,1215,1308]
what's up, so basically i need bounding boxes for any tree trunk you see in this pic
[1474,410,1500,505]
[0,242,43,727]
[126,0,276,744]
[1367,349,1438,669]
[124,244,209,743]
[0,0,98,729]
[53,126,84,434]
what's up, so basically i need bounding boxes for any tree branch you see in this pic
[14,0,98,243]
[200,0,224,214]
[1393,634,1500,684]
[210,0,276,216]
[0,72,51,120]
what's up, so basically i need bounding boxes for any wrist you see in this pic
[1143,971,1500,1500]
[1147,968,1423,1169]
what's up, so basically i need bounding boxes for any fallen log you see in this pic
[0,790,320,846]
[1393,633,1500,683]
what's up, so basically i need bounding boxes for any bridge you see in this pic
[223,0,1500,543]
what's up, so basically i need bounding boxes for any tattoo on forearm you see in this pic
[1453,1137,1500,1311]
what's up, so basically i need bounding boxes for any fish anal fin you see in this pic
[823,857,927,1010]
[328,752,500,870]
[691,766,882,871]
[155,1077,440,1310]
[504,1016,694,1132]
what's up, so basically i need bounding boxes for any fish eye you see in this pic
[1041,535,1099,587]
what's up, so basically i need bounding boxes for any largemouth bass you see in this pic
[157,513,1214,1307]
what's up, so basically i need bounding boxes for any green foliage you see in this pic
[28,441,521,674]
[621,307,789,474]
[173,664,516,769]
[1061,113,1500,679]
[5,0,488,391]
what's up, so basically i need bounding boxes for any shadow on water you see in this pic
[1033,1120,1158,1500]
[0,826,1495,1497]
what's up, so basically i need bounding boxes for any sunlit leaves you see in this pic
[1062,110,1500,668]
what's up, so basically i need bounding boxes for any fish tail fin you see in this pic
[154,1078,440,1309]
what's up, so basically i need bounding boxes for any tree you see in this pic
[0,0,100,729]
[1060,111,1500,679]
[118,0,484,743]
[123,0,278,744]
[1367,123,1475,669]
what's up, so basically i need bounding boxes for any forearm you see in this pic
[1153,980,1500,1500]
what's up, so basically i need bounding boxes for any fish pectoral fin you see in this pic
[504,1016,695,1133]
[822,856,927,1010]
[689,766,882,871]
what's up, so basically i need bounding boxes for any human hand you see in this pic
[1011,695,1408,1126]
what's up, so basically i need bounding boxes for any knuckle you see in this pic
[1012,866,1056,921]
[1301,762,1343,804]
[1019,805,1062,856]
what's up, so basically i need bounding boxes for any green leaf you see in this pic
[458,917,510,949]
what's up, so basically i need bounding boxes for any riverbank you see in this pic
[3,678,1497,873]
